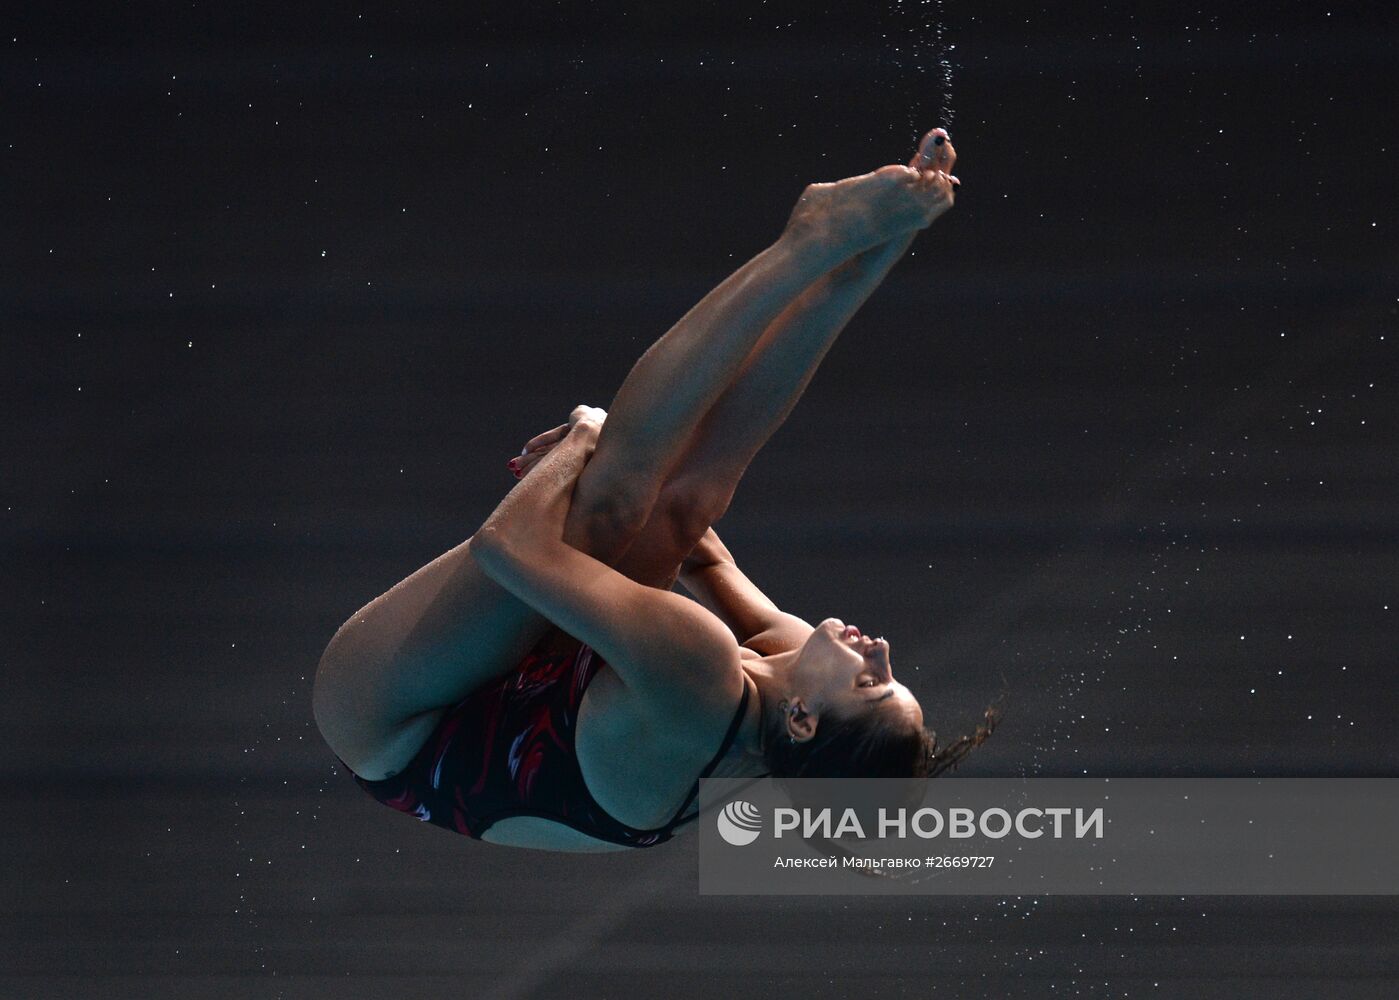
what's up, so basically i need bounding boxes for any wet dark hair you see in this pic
[765,696,1004,878]
[762,696,1001,781]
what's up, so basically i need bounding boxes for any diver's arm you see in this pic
[473,422,740,708]
[480,414,611,548]
[678,528,813,654]
[499,421,806,655]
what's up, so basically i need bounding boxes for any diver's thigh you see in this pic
[317,501,701,778]
[609,499,711,591]
[315,536,555,775]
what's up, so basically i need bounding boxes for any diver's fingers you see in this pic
[509,449,548,479]
[518,440,557,469]
[522,422,570,455]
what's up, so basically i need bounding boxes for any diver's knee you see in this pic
[563,483,654,563]
[657,477,729,541]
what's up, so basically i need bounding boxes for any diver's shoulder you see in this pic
[742,611,815,656]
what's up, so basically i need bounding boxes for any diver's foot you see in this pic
[910,127,957,180]
[784,129,960,257]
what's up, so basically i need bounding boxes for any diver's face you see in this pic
[788,618,923,738]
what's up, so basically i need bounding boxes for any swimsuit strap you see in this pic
[660,679,752,832]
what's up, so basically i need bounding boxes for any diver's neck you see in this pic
[705,650,800,779]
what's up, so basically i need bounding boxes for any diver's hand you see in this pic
[508,405,607,479]
[566,404,608,434]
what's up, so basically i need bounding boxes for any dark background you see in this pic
[5,2,1397,997]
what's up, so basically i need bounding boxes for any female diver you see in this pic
[313,127,995,853]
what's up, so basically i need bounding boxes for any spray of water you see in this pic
[885,0,956,143]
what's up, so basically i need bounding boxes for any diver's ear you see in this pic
[786,697,817,744]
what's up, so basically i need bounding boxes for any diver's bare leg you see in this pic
[564,239,841,543]
[610,234,921,584]
[565,135,957,557]
[607,130,959,581]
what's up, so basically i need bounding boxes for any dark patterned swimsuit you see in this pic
[337,632,750,848]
